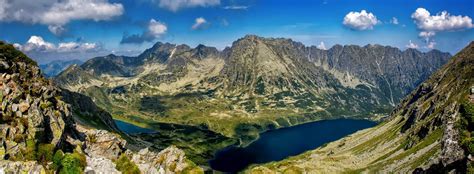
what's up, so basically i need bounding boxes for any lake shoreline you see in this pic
[208,118,377,173]
[112,116,380,172]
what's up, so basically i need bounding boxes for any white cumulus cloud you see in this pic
[0,0,124,36]
[411,8,472,50]
[411,8,473,32]
[317,41,327,50]
[15,36,101,53]
[343,10,379,30]
[405,40,419,49]
[14,35,105,63]
[57,42,100,52]
[158,0,220,12]
[41,0,123,26]
[148,19,168,37]
[121,19,168,44]
[17,36,56,52]
[191,17,209,30]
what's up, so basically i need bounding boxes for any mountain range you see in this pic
[248,41,474,173]
[54,35,451,142]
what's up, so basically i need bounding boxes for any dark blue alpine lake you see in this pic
[113,118,376,173]
[114,119,156,134]
[208,119,376,173]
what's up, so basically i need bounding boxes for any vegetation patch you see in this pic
[459,100,474,154]
[37,144,55,165]
[115,154,141,174]
[132,122,238,165]
[458,100,474,172]
[58,151,87,174]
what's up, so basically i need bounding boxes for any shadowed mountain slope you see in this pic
[247,41,474,173]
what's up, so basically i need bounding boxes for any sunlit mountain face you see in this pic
[0,0,473,173]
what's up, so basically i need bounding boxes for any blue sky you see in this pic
[0,0,473,63]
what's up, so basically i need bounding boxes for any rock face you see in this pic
[0,161,45,173]
[308,45,450,105]
[85,156,120,174]
[247,42,474,173]
[60,89,121,133]
[0,41,78,161]
[0,41,202,174]
[54,35,451,139]
[129,146,196,174]
[79,126,203,174]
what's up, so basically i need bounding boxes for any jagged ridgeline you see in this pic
[247,42,474,173]
[55,35,451,140]
[0,41,202,173]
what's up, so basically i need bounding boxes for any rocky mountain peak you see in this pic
[239,34,262,41]
[330,44,344,50]
[403,47,422,55]
[176,44,191,51]
[192,44,219,59]
[138,42,178,63]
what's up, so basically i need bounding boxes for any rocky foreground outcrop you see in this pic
[1,41,77,169]
[0,41,202,173]
[79,126,202,174]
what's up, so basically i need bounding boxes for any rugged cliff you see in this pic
[247,42,474,173]
[0,41,202,173]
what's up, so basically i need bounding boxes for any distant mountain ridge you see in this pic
[39,59,83,77]
[54,35,451,140]
[307,44,450,105]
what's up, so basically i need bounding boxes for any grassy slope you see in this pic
[246,42,474,173]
